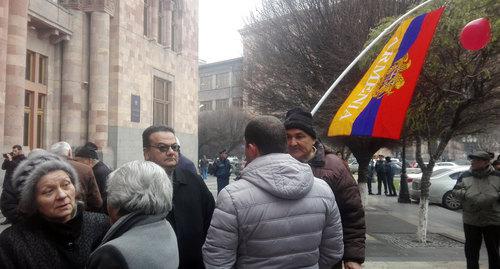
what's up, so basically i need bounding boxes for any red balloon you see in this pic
[459,18,492,51]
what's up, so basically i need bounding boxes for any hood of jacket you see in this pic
[240,153,314,200]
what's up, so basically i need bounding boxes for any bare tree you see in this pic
[198,108,251,159]
[396,0,500,243]
[242,0,418,125]
[241,0,418,199]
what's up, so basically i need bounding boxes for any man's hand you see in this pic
[344,261,362,269]
[6,153,12,161]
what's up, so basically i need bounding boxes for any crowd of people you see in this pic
[0,108,498,269]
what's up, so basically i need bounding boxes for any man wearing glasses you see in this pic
[142,125,215,269]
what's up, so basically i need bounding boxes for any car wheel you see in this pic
[442,191,461,210]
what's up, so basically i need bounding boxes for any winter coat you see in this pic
[0,154,26,223]
[92,161,112,204]
[168,168,215,269]
[214,158,231,178]
[67,159,103,212]
[92,161,112,214]
[178,154,198,175]
[202,153,344,269]
[384,161,395,180]
[0,208,109,269]
[375,160,386,175]
[308,142,366,264]
[453,166,500,226]
[87,212,178,269]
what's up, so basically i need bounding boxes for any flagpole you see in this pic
[310,0,436,116]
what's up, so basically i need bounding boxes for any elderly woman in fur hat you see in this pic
[0,151,110,268]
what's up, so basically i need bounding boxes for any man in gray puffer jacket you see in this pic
[202,116,343,269]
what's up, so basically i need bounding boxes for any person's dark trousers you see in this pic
[387,176,397,196]
[367,175,373,194]
[463,223,500,269]
[217,176,229,194]
[377,173,387,194]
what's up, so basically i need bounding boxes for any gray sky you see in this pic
[199,0,261,63]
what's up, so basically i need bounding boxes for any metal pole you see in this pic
[398,134,411,203]
[310,0,436,116]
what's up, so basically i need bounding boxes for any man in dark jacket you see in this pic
[0,145,26,224]
[384,157,397,196]
[74,143,113,212]
[143,125,215,269]
[375,155,388,195]
[285,108,366,269]
[214,149,231,194]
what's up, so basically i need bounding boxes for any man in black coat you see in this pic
[74,143,113,213]
[143,125,215,269]
[375,155,388,195]
[1,145,26,224]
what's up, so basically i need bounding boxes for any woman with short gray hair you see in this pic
[87,160,179,269]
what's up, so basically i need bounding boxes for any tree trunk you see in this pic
[417,196,429,243]
[358,183,368,207]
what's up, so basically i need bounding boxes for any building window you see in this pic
[24,50,48,149]
[143,0,151,37]
[153,76,172,125]
[200,76,212,91]
[200,101,212,111]
[216,73,230,89]
[232,70,241,86]
[232,97,243,107]
[215,98,229,110]
[38,55,48,85]
[26,50,36,82]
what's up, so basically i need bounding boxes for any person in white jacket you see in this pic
[202,115,343,269]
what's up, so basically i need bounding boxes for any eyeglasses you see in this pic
[149,144,180,153]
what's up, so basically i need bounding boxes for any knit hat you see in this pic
[75,145,99,160]
[284,108,317,139]
[11,151,80,217]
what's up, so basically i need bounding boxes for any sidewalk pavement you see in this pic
[362,195,488,268]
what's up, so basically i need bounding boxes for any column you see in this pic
[61,10,84,145]
[0,1,9,151]
[89,11,109,148]
[4,0,28,147]
[165,0,172,48]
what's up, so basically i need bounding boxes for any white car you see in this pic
[434,162,460,167]
[409,166,469,210]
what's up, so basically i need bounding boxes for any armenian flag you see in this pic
[328,7,445,139]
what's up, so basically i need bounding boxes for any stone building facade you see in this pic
[0,0,199,168]
[198,57,243,112]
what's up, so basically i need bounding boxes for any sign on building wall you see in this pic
[131,94,140,122]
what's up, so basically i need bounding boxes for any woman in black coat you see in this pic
[0,151,109,268]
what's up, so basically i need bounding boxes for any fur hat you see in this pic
[284,107,317,139]
[11,151,80,217]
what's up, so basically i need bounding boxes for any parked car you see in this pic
[409,166,468,210]
[434,162,460,167]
